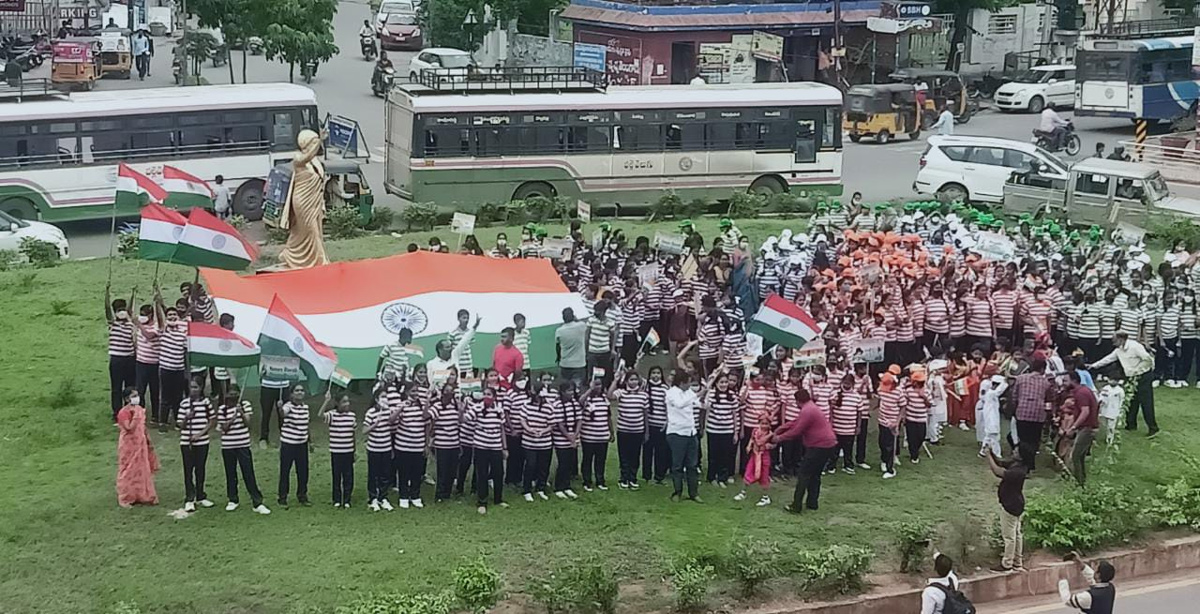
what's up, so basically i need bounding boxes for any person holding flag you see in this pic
[216,385,270,515]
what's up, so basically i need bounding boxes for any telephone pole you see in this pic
[833,0,843,89]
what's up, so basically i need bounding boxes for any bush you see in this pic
[50,299,76,316]
[0,249,18,271]
[670,559,715,611]
[326,205,364,240]
[791,546,872,598]
[48,377,80,409]
[764,192,814,215]
[364,207,395,231]
[511,196,568,224]
[266,225,289,245]
[335,591,456,614]
[648,192,683,221]
[1025,494,1104,552]
[117,229,140,259]
[727,191,766,219]
[1147,456,1200,530]
[227,214,248,231]
[528,558,618,614]
[725,539,780,597]
[1150,216,1200,251]
[401,201,439,231]
[682,198,710,219]
[895,520,933,573]
[476,202,509,227]
[19,237,61,268]
[452,558,502,613]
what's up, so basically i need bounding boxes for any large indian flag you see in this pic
[138,203,187,262]
[188,322,260,368]
[174,208,258,270]
[747,293,823,349]
[202,252,588,380]
[116,163,169,210]
[258,295,338,388]
[162,166,215,209]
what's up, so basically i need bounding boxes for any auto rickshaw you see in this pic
[843,83,922,144]
[97,29,133,79]
[50,39,102,90]
[262,159,375,227]
[888,68,975,127]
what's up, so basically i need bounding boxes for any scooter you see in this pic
[372,66,394,97]
[361,33,377,61]
[1033,120,1081,156]
[247,36,264,56]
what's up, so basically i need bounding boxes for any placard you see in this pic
[848,339,885,364]
[261,356,301,381]
[577,200,592,223]
[793,339,827,368]
[972,231,1016,262]
[540,238,573,260]
[1115,222,1146,246]
[591,228,604,251]
[636,263,659,289]
[450,212,476,235]
[751,31,783,63]
[572,42,606,73]
[653,231,686,255]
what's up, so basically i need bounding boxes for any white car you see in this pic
[0,210,69,259]
[407,48,473,80]
[914,135,1069,203]
[375,0,417,32]
[994,65,1076,114]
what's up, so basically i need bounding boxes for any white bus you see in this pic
[0,84,320,222]
[385,80,844,210]
[1076,36,1199,122]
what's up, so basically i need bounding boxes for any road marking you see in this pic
[992,576,1200,613]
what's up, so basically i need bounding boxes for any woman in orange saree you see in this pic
[116,388,160,507]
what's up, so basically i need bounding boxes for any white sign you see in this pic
[653,231,686,255]
[751,31,783,63]
[591,228,604,252]
[540,238,573,260]
[698,43,729,84]
[1115,222,1146,246]
[867,16,936,34]
[972,231,1016,262]
[848,339,885,364]
[1193,26,1200,67]
[450,212,476,235]
[793,339,827,368]
[577,200,591,223]
[636,263,659,289]
[730,34,755,84]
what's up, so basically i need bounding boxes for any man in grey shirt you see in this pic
[555,308,587,387]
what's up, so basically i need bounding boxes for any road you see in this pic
[976,569,1200,613]
[37,0,1158,258]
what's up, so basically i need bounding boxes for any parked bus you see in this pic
[1075,36,1198,122]
[0,84,319,222]
[385,78,844,210]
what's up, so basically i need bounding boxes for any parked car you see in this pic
[379,13,422,51]
[374,0,417,32]
[994,64,1076,114]
[914,135,1069,203]
[0,210,69,259]
[407,47,472,80]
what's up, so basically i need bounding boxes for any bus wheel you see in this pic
[0,197,38,220]
[749,176,786,196]
[512,181,556,201]
[233,179,265,221]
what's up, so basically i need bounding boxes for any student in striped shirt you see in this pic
[512,313,531,375]
[642,366,671,484]
[216,386,269,514]
[322,390,357,509]
[177,379,214,512]
[738,372,779,474]
[377,327,417,379]
[467,387,508,514]
[828,374,865,474]
[579,377,611,492]
[426,382,462,502]
[519,381,554,500]
[105,284,137,421]
[875,369,905,479]
[393,386,429,509]
[447,309,476,377]
[611,369,649,489]
[552,379,582,499]
[364,389,397,511]
[134,303,162,428]
[702,371,739,487]
[1157,292,1183,388]
[902,372,931,464]
[277,385,312,508]
[156,296,190,430]
[586,300,618,389]
[1181,290,1199,388]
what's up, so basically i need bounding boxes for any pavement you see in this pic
[975,567,1200,613]
[28,0,1173,258]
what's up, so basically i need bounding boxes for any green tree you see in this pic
[190,0,261,83]
[257,0,339,83]
[935,0,1003,72]
[417,0,522,52]
[179,30,220,83]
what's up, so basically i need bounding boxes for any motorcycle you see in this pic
[361,33,377,61]
[172,57,182,85]
[302,59,319,84]
[1033,121,1081,156]
[247,36,264,56]
[372,65,394,97]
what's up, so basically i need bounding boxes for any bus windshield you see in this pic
[1078,52,1129,81]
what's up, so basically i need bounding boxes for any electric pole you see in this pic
[833,0,843,88]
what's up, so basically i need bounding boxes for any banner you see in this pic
[848,339,885,364]
[793,339,827,368]
[451,212,476,235]
[653,231,686,255]
[972,231,1016,262]
[751,31,783,63]
[540,238,573,260]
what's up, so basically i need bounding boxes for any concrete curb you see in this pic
[764,535,1200,614]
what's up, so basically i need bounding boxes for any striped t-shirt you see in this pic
[586,317,615,354]
[470,404,506,450]
[924,299,949,334]
[1076,303,1102,339]
[428,399,461,449]
[902,386,930,423]
[392,400,428,453]
[216,401,253,449]
[697,318,722,359]
[705,391,738,435]
[108,320,135,357]
[553,396,581,448]
[830,389,864,436]
[721,333,748,371]
[614,388,648,433]
[579,394,611,443]
[513,329,531,366]
[177,398,212,446]
[135,323,159,365]
[279,402,310,445]
[378,343,418,377]
[327,411,357,454]
[447,327,475,374]
[741,386,777,424]
[158,321,188,371]
[1159,306,1181,340]
[364,405,395,453]
[964,297,993,337]
[521,396,554,450]
[876,389,905,429]
[647,382,668,428]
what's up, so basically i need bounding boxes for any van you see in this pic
[914,136,1069,203]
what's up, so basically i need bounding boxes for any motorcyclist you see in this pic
[359,19,374,38]
[372,51,394,91]
[1038,107,1070,151]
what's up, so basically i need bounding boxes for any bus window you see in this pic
[474,128,504,157]
[130,131,174,155]
[565,125,610,152]
[56,136,79,165]
[516,126,563,154]
[822,107,839,149]
[615,124,661,151]
[665,123,703,151]
[756,121,791,150]
[272,111,297,149]
[794,120,816,163]
[225,125,266,147]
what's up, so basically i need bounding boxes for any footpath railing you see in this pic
[1120,131,1200,185]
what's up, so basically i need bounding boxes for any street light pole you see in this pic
[833,0,843,89]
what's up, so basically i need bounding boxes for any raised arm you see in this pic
[104,283,114,324]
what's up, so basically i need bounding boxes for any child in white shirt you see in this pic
[976,375,1008,458]
[1097,378,1125,445]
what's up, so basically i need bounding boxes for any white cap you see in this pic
[815,234,829,244]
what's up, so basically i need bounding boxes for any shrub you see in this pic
[1024,494,1103,552]
[727,190,766,219]
[0,249,19,271]
[682,198,710,219]
[528,558,618,614]
[1150,216,1200,251]
[335,591,456,614]
[50,299,76,316]
[476,202,508,227]
[401,201,439,231]
[649,192,683,221]
[725,539,780,597]
[117,229,139,259]
[452,558,502,613]
[895,520,933,573]
[326,205,364,240]
[19,237,61,268]
[266,225,290,244]
[1148,476,1200,530]
[792,546,872,598]
[511,196,567,224]
[48,377,80,409]
[227,214,248,231]
[670,559,715,611]
[364,207,396,231]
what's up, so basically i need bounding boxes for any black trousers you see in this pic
[832,435,855,470]
[505,435,525,486]
[621,332,640,367]
[221,447,263,506]
[554,447,578,492]
[522,447,552,494]
[667,433,699,498]
[616,431,642,484]
[1127,371,1158,432]
[793,446,836,511]
[586,352,615,388]
[330,451,354,505]
[854,418,870,465]
[109,355,136,419]
[1182,338,1200,383]
[878,426,897,474]
[278,442,309,503]
[642,425,669,481]
[135,361,160,423]
[181,444,209,502]
[705,432,736,483]
[434,447,458,500]
[1156,338,1181,381]
[159,368,186,426]
[367,450,393,502]
[904,420,927,462]
[259,386,286,443]
[474,449,504,506]
[922,331,949,355]
[580,442,607,487]
[1015,419,1044,470]
[456,445,475,494]
[781,441,804,476]
[395,451,424,501]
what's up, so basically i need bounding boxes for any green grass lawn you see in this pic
[1,218,1198,613]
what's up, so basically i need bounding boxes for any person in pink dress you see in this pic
[116,387,160,507]
[734,415,776,507]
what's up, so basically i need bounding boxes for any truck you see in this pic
[1001,158,1200,227]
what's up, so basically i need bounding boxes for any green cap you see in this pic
[535,227,548,238]
[679,219,693,229]
[719,217,733,228]
[817,202,829,211]
[599,222,612,231]
[991,220,1004,229]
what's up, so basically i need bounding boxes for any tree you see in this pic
[417,0,522,52]
[934,0,1003,72]
[190,0,261,84]
[179,31,220,83]
[257,0,339,83]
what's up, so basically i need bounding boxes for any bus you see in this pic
[1075,36,1198,122]
[0,84,320,222]
[385,78,844,210]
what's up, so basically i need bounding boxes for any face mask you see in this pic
[514,379,528,390]
[115,310,128,320]
[129,395,140,406]
[471,391,483,401]
[497,239,507,247]
[1186,296,1195,303]
[137,315,149,324]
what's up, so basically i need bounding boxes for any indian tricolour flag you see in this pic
[162,166,215,209]
[138,203,187,262]
[116,163,168,210]
[201,251,588,380]
[747,293,823,349]
[258,295,339,388]
[174,208,258,270]
[188,322,260,368]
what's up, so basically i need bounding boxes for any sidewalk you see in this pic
[977,567,1200,613]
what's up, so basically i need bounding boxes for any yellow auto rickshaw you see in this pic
[888,68,976,126]
[844,83,922,144]
[98,29,133,79]
[50,39,101,90]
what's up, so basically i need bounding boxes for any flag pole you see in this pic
[106,197,119,285]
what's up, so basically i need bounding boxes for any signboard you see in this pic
[896,2,932,18]
[573,42,606,73]
[540,238,573,260]
[451,212,476,235]
[261,165,292,228]
[848,339,885,364]
[577,199,591,223]
[636,263,659,289]
[57,6,101,19]
[653,231,686,255]
[591,228,604,252]
[1115,222,1146,246]
[751,31,783,63]
[261,356,301,381]
[1193,26,1200,67]
[0,0,27,12]
[729,34,755,83]
[577,30,644,86]
[698,43,729,84]
[793,339,827,368]
[972,231,1016,262]
[324,115,369,159]
[860,264,883,285]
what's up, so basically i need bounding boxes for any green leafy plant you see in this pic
[1024,493,1103,552]
[727,190,766,219]
[19,237,61,268]
[50,299,76,316]
[265,225,290,245]
[335,591,456,614]
[670,558,715,611]
[452,558,502,613]
[0,249,19,271]
[325,205,364,240]
[1146,454,1200,530]
[528,557,618,614]
[117,230,139,259]
[682,198,710,219]
[895,520,933,573]
[510,196,567,224]
[401,202,439,231]
[791,545,872,598]
[648,192,683,221]
[1149,216,1200,251]
[475,202,509,227]
[48,377,80,409]
[227,214,248,231]
[725,539,780,597]
[364,207,395,232]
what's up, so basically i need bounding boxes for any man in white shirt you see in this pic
[425,315,480,387]
[1038,107,1071,151]
[664,370,703,502]
[1088,332,1158,437]
[919,553,960,614]
[929,104,955,137]
[213,175,232,220]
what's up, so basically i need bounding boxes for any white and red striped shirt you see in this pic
[741,385,778,425]
[902,385,931,423]
[992,289,1017,329]
[876,388,906,430]
[108,320,135,357]
[135,322,160,365]
[964,297,994,337]
[428,399,462,450]
[521,396,555,450]
[830,388,865,436]
[579,394,610,443]
[924,298,950,334]
[614,388,649,433]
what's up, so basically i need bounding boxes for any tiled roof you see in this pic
[561,0,881,31]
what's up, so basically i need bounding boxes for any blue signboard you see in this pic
[573,42,606,73]
[326,117,359,154]
[896,2,932,18]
